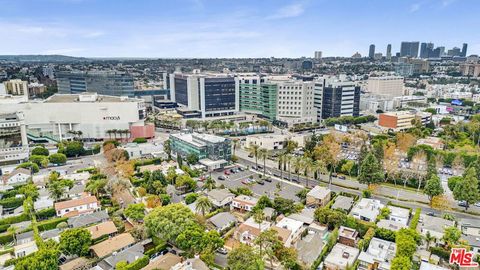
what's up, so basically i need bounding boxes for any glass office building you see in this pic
[57,71,135,97]
[169,132,232,161]
[239,82,278,120]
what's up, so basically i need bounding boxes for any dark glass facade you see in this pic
[204,77,236,113]
[57,71,135,97]
[321,86,360,119]
[174,77,189,106]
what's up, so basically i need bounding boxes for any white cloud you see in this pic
[41,48,85,55]
[268,3,305,19]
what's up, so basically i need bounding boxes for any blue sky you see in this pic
[0,0,478,58]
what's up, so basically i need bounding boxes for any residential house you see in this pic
[460,218,480,237]
[171,256,209,270]
[350,198,384,222]
[143,253,182,270]
[272,217,305,247]
[306,186,331,207]
[387,206,409,226]
[358,238,396,270]
[15,231,34,245]
[461,235,480,255]
[231,195,258,212]
[68,210,109,228]
[2,168,30,186]
[208,212,236,232]
[288,208,315,226]
[54,195,100,217]
[87,221,118,240]
[59,257,91,270]
[417,214,455,241]
[34,188,54,211]
[67,184,86,199]
[98,243,144,270]
[331,196,355,212]
[419,262,450,270]
[338,226,359,247]
[376,220,408,232]
[295,224,328,267]
[206,189,234,208]
[263,207,275,221]
[89,233,135,258]
[324,243,360,270]
[14,241,38,258]
[40,228,61,242]
[235,217,272,245]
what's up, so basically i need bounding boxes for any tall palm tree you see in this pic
[248,144,260,168]
[204,177,215,191]
[111,129,118,140]
[252,208,265,254]
[292,156,304,183]
[258,148,268,178]
[303,158,315,188]
[285,154,293,180]
[106,130,113,139]
[7,226,17,244]
[278,154,285,179]
[195,196,212,216]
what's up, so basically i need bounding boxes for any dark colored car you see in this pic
[218,175,226,180]
[257,180,265,185]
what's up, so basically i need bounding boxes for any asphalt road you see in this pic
[234,156,480,220]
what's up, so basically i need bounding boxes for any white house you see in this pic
[2,168,30,186]
[272,217,305,248]
[231,195,258,212]
[417,214,455,241]
[206,189,234,208]
[14,241,38,258]
[54,195,99,217]
[358,238,396,270]
[350,199,384,222]
[387,206,410,226]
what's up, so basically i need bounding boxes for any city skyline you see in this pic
[0,0,479,58]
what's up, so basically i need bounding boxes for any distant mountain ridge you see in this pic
[0,55,88,62]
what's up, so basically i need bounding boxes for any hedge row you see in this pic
[0,213,29,226]
[35,208,56,220]
[145,243,168,258]
[37,217,68,232]
[0,233,14,245]
[117,255,149,270]
[409,208,421,230]
[0,197,25,209]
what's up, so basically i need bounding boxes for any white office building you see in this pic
[314,78,360,121]
[272,77,316,127]
[367,76,404,97]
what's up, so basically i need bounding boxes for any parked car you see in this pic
[224,170,231,175]
[238,167,245,171]
[338,175,346,180]
[248,153,254,158]
[256,180,265,185]
[265,177,272,182]
[218,175,226,181]
[241,179,250,185]
[426,212,435,216]
[458,201,467,207]
[474,202,480,207]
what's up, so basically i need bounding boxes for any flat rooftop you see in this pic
[44,94,140,103]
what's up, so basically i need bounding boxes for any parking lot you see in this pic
[210,166,303,202]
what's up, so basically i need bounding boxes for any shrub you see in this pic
[0,197,25,209]
[116,255,149,270]
[0,213,29,225]
[430,247,451,260]
[35,208,56,220]
[37,217,68,232]
[49,153,67,165]
[375,228,397,242]
[409,208,421,230]
[31,146,49,156]
[16,162,39,173]
[0,233,14,245]
[133,138,147,144]
[145,243,168,257]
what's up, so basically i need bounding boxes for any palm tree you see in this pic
[7,226,17,244]
[278,154,285,179]
[424,231,435,249]
[195,196,212,216]
[111,129,118,140]
[258,148,268,178]
[48,181,65,202]
[252,208,265,254]
[292,156,304,183]
[204,177,215,191]
[106,130,113,139]
[248,144,260,168]
[303,158,315,188]
[285,154,293,180]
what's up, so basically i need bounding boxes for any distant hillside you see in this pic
[0,55,89,62]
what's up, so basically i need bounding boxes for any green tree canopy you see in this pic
[424,174,444,206]
[144,203,197,244]
[59,228,92,256]
[15,249,59,270]
[31,146,49,156]
[453,167,480,210]
[48,153,67,165]
[358,152,384,186]
[124,203,146,222]
[227,244,264,270]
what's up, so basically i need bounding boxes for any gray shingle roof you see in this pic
[68,210,109,228]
